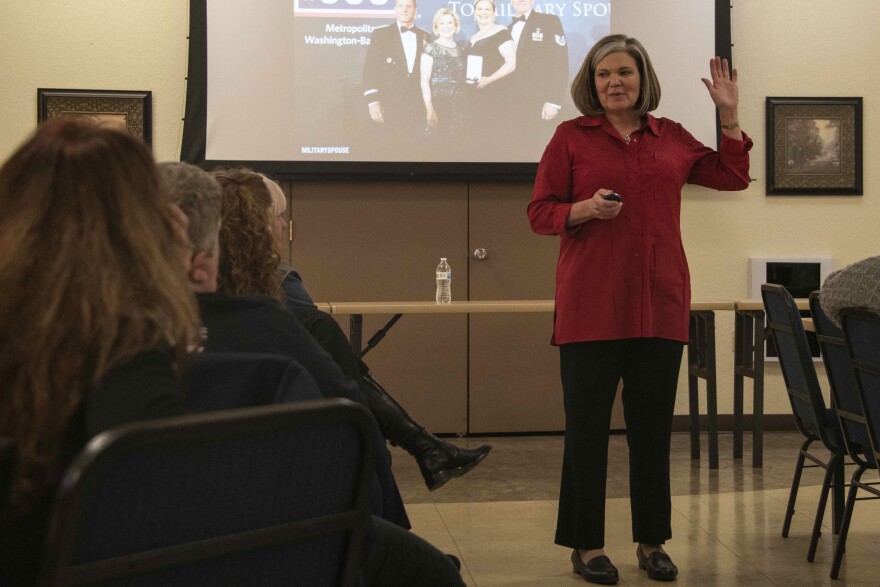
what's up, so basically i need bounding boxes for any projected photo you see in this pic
[291,0,609,163]
[198,0,721,175]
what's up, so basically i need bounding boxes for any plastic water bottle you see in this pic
[435,258,451,304]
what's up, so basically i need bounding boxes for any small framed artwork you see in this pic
[766,97,862,195]
[37,89,152,145]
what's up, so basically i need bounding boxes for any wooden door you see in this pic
[287,180,470,433]
[467,182,625,432]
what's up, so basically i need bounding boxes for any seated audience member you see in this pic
[819,255,880,327]
[160,162,465,586]
[160,163,408,527]
[223,168,492,491]
[0,120,201,586]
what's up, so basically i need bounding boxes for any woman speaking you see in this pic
[528,35,751,584]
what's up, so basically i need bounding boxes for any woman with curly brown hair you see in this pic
[0,120,200,586]
[212,168,490,492]
[214,168,283,298]
[206,167,467,585]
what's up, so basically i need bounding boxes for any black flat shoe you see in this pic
[571,550,619,585]
[636,545,678,581]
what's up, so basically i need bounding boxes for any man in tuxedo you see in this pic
[507,0,568,142]
[362,0,431,155]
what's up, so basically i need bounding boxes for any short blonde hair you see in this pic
[432,8,460,35]
[261,174,286,217]
[571,34,661,117]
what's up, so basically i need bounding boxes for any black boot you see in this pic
[361,372,492,491]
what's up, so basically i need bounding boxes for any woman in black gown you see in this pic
[465,0,516,153]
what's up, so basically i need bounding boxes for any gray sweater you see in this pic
[819,255,880,326]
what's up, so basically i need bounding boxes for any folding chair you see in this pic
[810,293,871,462]
[181,351,324,411]
[0,437,14,514]
[40,399,374,587]
[832,309,880,579]
[761,284,845,561]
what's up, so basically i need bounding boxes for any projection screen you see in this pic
[181,0,731,178]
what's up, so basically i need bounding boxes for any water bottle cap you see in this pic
[440,257,446,261]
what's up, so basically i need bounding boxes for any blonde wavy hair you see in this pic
[0,120,200,515]
[212,168,282,298]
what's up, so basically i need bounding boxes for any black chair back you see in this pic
[182,352,324,411]
[0,437,14,513]
[840,309,880,466]
[830,308,880,578]
[40,399,374,587]
[764,285,848,562]
[762,284,836,447]
[809,293,874,466]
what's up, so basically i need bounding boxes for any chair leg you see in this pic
[807,456,836,562]
[830,465,865,579]
[783,441,811,538]
[831,456,845,535]
[688,371,700,461]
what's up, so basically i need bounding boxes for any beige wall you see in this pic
[2,0,878,418]
[680,0,880,415]
[0,1,189,161]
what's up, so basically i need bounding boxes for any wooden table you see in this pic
[329,300,554,357]
[328,299,732,468]
[688,302,735,468]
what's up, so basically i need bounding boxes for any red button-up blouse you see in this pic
[528,114,752,345]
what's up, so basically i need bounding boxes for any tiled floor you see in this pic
[389,432,880,586]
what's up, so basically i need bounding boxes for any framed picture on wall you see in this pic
[37,89,152,146]
[766,97,862,195]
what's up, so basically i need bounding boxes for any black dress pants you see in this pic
[363,517,465,587]
[555,338,683,550]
